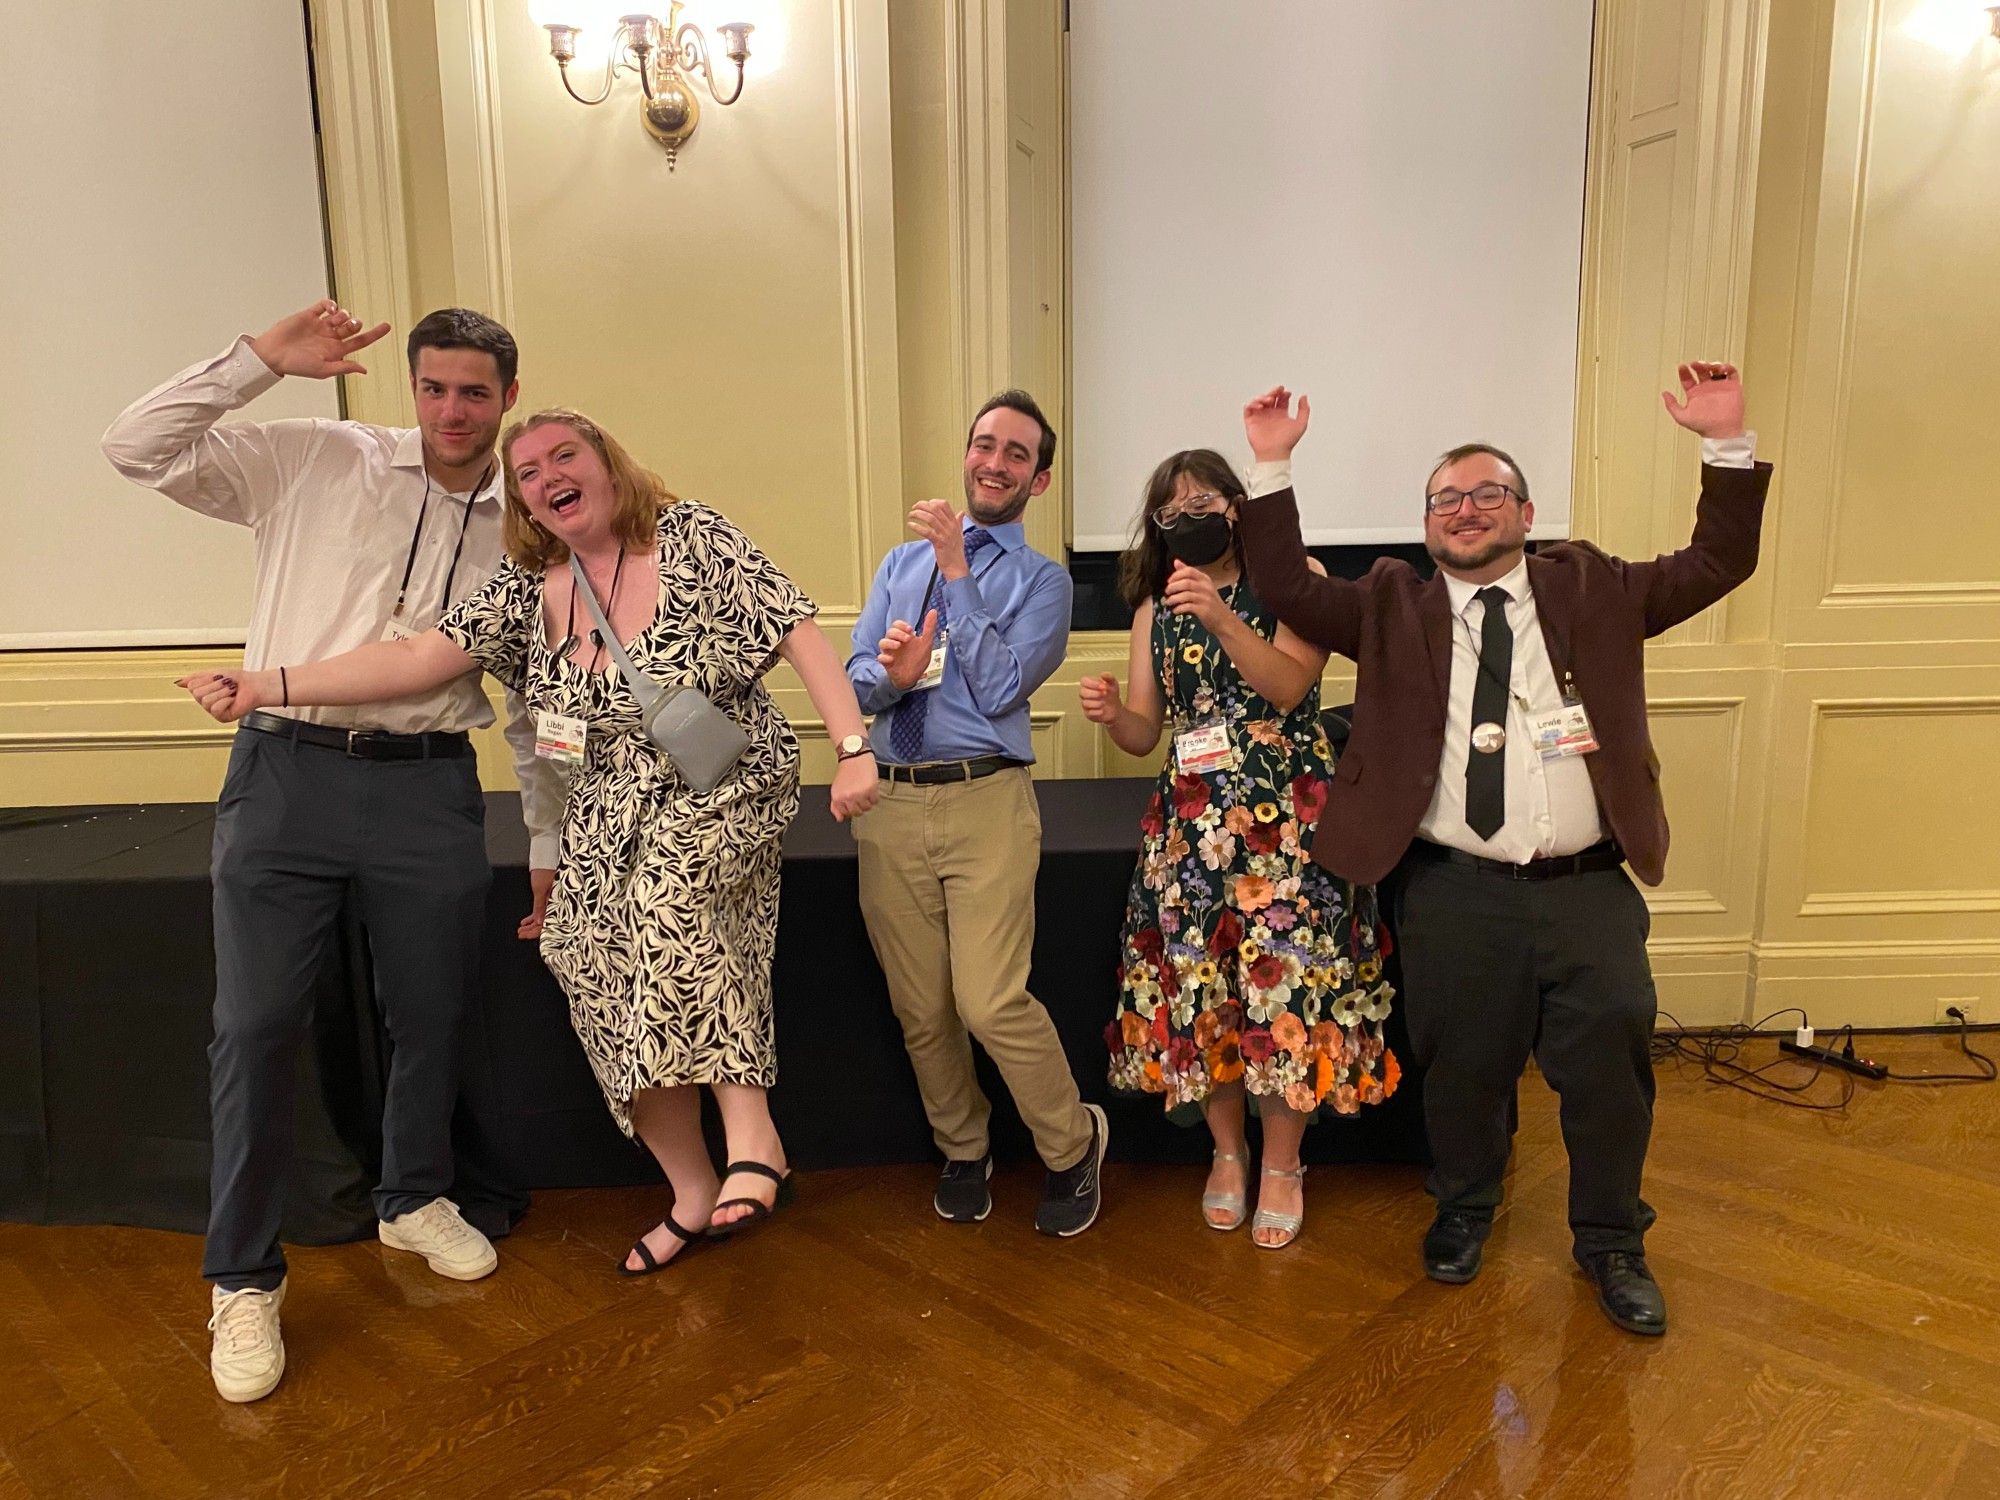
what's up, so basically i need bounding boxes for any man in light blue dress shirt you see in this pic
[846,390,1108,1236]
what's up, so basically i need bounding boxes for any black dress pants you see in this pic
[202,730,491,1291]
[1392,851,1659,1257]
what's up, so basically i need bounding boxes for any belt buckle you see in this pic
[345,729,364,758]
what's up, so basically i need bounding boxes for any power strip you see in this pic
[1778,1039,1888,1080]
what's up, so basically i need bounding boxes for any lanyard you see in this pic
[392,462,492,621]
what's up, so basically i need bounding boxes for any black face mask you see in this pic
[1163,511,1234,567]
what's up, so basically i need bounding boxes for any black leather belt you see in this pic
[1410,838,1625,881]
[241,710,471,761]
[878,755,1028,786]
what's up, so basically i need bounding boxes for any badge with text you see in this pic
[1174,718,1239,776]
[914,635,949,693]
[381,615,420,643]
[535,710,588,767]
[1531,698,1600,760]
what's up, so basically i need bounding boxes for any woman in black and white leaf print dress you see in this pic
[178,409,880,1278]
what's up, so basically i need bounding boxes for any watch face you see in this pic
[838,734,866,756]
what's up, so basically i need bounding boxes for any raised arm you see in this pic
[1628,361,1771,636]
[178,630,476,722]
[101,301,390,526]
[1234,388,1366,659]
[1163,560,1331,712]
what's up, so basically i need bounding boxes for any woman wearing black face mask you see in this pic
[1079,449,1398,1250]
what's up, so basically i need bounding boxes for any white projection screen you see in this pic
[1069,0,1594,550]
[1,0,334,648]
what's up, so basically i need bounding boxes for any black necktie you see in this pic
[1464,586,1511,839]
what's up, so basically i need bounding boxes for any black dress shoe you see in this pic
[934,1156,993,1222]
[1580,1251,1668,1336]
[1422,1209,1491,1284]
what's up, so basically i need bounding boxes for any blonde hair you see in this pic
[500,409,678,568]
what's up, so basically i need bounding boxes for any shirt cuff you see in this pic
[528,832,561,870]
[1701,432,1756,468]
[941,571,987,622]
[1247,460,1293,499]
[221,335,285,402]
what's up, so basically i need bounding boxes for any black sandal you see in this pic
[705,1161,796,1240]
[618,1213,706,1278]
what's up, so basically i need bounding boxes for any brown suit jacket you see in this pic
[1237,462,1772,887]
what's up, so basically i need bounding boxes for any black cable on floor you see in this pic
[1885,1012,1998,1086]
[1651,1008,1857,1113]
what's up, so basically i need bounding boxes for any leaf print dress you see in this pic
[438,501,815,1136]
[1105,579,1400,1123]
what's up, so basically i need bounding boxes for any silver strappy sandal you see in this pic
[1202,1149,1248,1231]
[1252,1163,1306,1249]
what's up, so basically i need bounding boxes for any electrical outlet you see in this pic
[1936,997,1981,1025]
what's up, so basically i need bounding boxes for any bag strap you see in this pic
[568,553,660,713]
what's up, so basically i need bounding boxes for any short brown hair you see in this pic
[499,410,678,569]
[1117,448,1246,609]
[1426,442,1530,505]
[407,307,518,388]
[967,389,1057,475]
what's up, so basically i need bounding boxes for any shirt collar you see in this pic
[1442,555,1530,618]
[390,428,502,505]
[965,519,1026,554]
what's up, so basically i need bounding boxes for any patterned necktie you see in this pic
[1464,586,1512,839]
[888,527,998,762]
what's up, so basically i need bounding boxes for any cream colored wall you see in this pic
[8,0,1995,1031]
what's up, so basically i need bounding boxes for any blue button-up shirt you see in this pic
[846,520,1073,764]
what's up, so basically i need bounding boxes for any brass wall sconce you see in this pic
[531,3,755,167]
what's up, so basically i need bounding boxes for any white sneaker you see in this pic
[208,1279,286,1403]
[378,1196,498,1281]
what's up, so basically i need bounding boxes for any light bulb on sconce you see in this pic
[1989,5,2000,39]
[529,1,758,168]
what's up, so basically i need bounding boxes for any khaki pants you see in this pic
[853,767,1091,1171]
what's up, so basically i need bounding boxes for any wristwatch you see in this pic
[834,733,873,761]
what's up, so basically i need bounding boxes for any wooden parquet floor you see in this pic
[3,1033,1997,1499]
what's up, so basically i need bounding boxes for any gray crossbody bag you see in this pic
[568,554,749,795]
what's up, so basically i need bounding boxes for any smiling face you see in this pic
[411,346,516,474]
[961,406,1051,525]
[507,422,614,550]
[1423,451,1534,581]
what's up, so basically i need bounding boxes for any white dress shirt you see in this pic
[1246,433,1756,863]
[103,336,564,867]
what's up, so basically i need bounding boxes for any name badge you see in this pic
[914,638,948,693]
[535,710,587,767]
[1174,719,1239,776]
[382,615,421,643]
[1531,698,1599,760]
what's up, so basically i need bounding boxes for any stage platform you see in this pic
[0,780,1424,1247]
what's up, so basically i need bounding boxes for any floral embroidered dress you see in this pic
[1106,579,1399,1124]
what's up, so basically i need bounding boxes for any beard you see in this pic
[1426,516,1527,576]
[963,472,1033,526]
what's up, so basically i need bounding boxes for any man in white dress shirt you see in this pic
[1234,363,1770,1336]
[103,301,563,1401]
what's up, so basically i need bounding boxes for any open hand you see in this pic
[518,867,555,940]
[175,669,273,723]
[1163,562,1232,632]
[249,300,391,380]
[877,609,940,691]
[1243,386,1311,462]
[1661,361,1745,438]
[908,500,970,579]
[1078,674,1124,726]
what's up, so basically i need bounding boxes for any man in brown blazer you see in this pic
[1229,364,1769,1335]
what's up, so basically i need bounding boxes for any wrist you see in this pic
[938,561,970,582]
[1249,445,1293,464]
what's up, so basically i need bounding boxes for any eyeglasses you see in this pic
[1151,492,1232,529]
[1424,482,1522,517]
